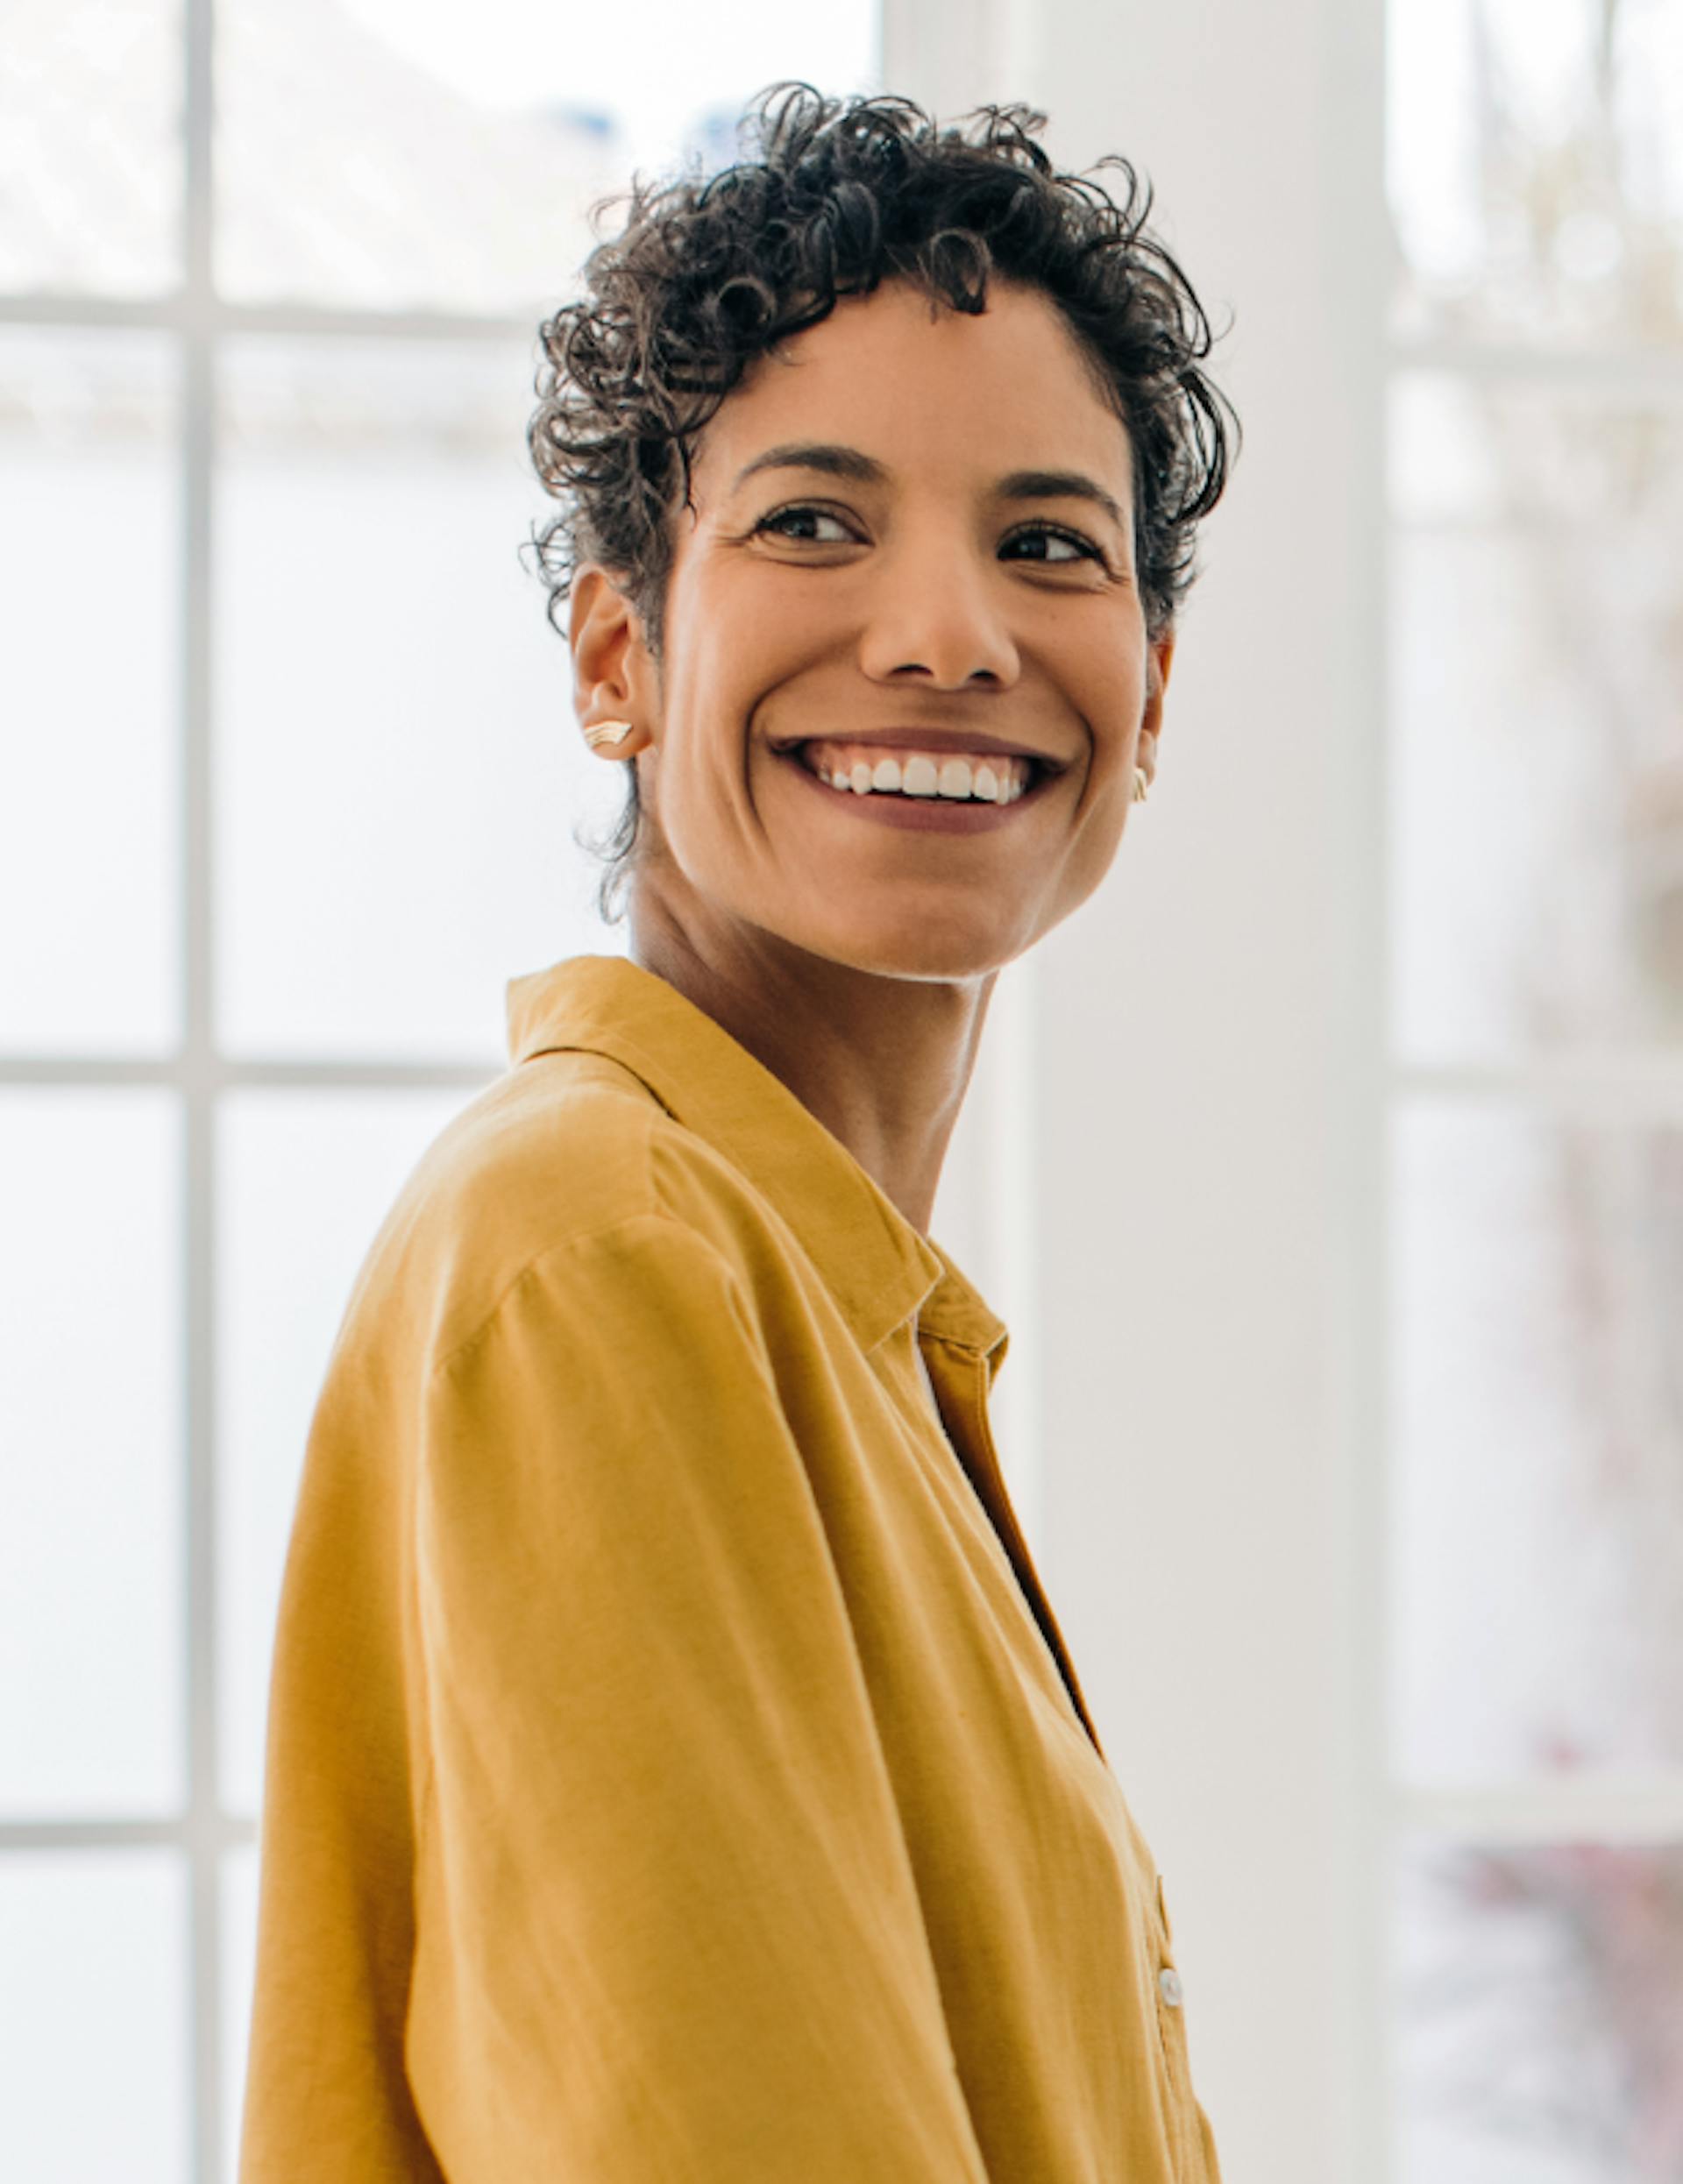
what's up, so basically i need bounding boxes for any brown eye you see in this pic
[754,505,856,543]
[1003,524,1101,564]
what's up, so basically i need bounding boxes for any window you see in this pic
[0,6,880,2177]
[1386,0,1683,2173]
[30,4,1674,2172]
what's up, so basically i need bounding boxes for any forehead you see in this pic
[690,278,1133,503]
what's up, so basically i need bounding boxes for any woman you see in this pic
[240,83,1238,2183]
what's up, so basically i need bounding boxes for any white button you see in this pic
[1158,1966,1184,2008]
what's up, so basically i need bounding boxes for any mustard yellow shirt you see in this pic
[238,953,1222,2182]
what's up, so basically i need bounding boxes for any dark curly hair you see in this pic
[526,81,1239,925]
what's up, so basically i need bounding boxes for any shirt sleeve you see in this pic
[401,1211,990,2180]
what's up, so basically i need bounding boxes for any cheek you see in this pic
[657,635,753,785]
[1054,628,1147,748]
[1062,685,1136,782]
[640,732,761,876]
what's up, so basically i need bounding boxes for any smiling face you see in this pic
[572,274,1173,984]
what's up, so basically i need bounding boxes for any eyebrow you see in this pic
[729,442,1130,531]
[731,442,886,493]
[1000,467,1130,533]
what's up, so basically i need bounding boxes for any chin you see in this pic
[801,923,1028,984]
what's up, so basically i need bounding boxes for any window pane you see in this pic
[0,0,183,297]
[214,333,626,1060]
[1396,1833,1683,2182]
[215,0,879,314]
[0,1848,191,2183]
[0,330,180,1055]
[221,1841,259,2183]
[0,1091,184,1818]
[1392,1103,1683,1782]
[1388,0,1683,351]
[217,1086,472,1815]
[1390,372,1683,1063]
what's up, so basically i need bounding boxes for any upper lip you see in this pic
[773,727,1068,771]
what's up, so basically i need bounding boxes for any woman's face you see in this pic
[586,273,1172,982]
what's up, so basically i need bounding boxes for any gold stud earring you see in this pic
[1133,766,1150,803]
[583,720,636,752]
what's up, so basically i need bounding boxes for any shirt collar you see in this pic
[505,954,1009,1370]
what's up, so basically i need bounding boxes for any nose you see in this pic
[856,533,1020,691]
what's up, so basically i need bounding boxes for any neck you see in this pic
[625,900,995,1237]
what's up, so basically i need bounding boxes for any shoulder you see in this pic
[333,1048,776,1379]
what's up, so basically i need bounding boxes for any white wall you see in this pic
[894,2,1389,2176]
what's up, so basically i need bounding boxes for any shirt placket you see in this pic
[915,1330,1107,1765]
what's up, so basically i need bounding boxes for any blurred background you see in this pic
[2,0,1681,2178]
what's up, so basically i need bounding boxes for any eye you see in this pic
[752,503,858,544]
[1002,523,1104,566]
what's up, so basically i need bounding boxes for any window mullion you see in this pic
[1397,1776,1683,1840]
[181,2,222,2179]
[1387,333,1683,399]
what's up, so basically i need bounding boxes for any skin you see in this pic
[569,274,1173,1236]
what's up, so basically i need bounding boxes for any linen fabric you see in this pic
[238,952,1222,2182]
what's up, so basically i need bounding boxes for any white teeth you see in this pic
[813,750,1032,803]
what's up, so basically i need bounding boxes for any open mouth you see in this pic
[773,742,1048,804]
[770,741,1056,829]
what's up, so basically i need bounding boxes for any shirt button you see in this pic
[1158,1966,1184,2008]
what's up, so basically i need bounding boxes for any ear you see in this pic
[569,565,658,743]
[1140,629,1175,752]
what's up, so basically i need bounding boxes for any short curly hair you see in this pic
[526,81,1239,925]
